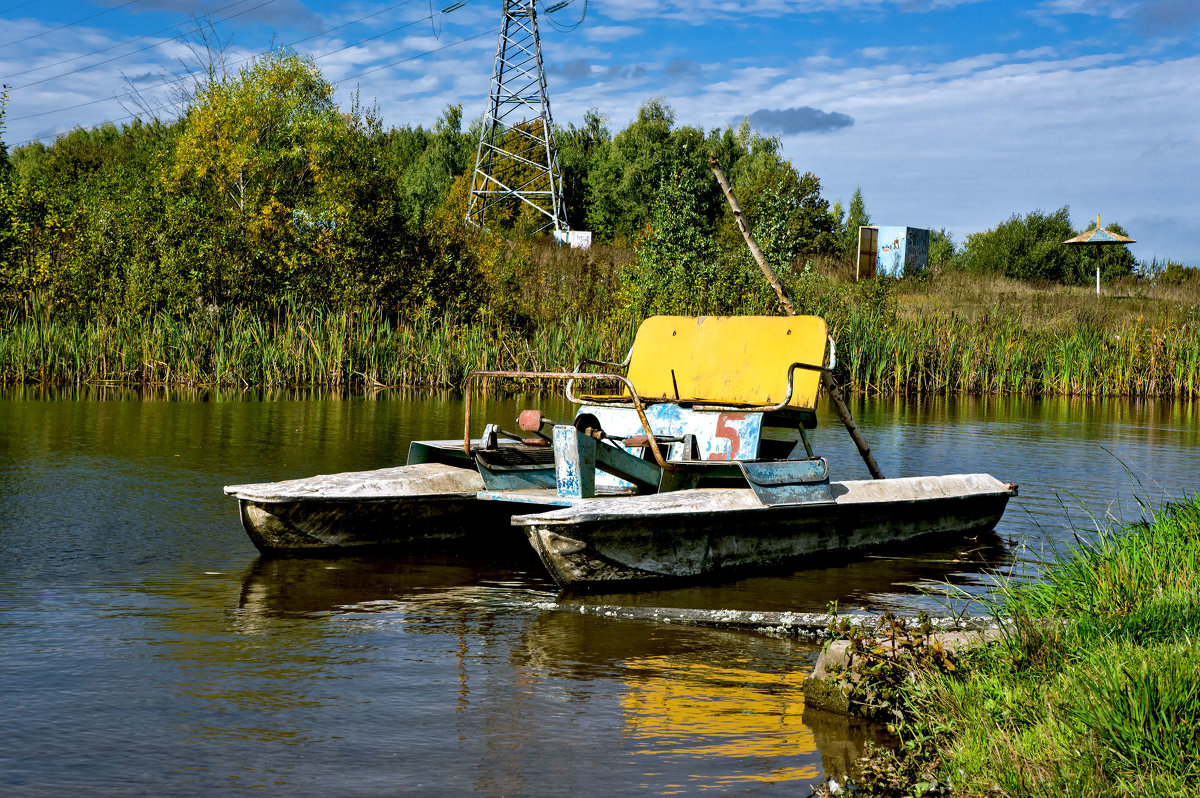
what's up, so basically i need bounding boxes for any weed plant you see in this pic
[836,497,1200,797]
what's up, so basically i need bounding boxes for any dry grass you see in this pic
[896,270,1200,332]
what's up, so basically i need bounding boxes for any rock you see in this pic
[804,627,1004,716]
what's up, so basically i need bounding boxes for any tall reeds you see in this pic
[3,287,1198,398]
[0,303,630,390]
[832,305,1200,398]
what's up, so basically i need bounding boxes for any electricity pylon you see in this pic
[465,0,568,234]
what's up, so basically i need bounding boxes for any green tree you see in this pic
[841,187,870,261]
[586,99,677,243]
[928,228,956,270]
[395,103,473,225]
[169,49,350,306]
[556,108,610,232]
[960,206,1076,282]
[622,168,718,316]
[744,168,839,266]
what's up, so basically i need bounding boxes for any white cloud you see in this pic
[583,25,640,43]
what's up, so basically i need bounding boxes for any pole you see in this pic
[708,154,797,317]
[820,372,885,480]
[707,153,885,480]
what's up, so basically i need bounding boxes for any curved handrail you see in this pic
[565,360,830,413]
[463,370,678,471]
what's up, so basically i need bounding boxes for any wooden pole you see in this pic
[820,372,885,480]
[708,153,885,480]
[708,154,797,317]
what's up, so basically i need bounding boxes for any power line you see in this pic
[0,0,39,15]
[0,0,143,49]
[8,0,433,121]
[336,27,490,82]
[5,0,427,89]
[308,8,434,64]
[238,0,424,60]
[10,27,491,147]
[2,0,267,82]
[543,0,586,33]
[9,0,280,90]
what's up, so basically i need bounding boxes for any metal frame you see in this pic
[462,358,831,471]
[463,371,677,470]
[465,0,568,234]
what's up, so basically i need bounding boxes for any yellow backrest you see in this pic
[624,315,828,410]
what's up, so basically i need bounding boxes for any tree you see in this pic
[169,50,351,305]
[841,187,870,261]
[744,168,839,266]
[622,169,718,316]
[556,108,610,232]
[960,207,1075,282]
[394,103,473,225]
[928,228,956,270]
[586,99,677,243]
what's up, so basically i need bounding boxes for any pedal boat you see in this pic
[223,440,550,554]
[225,314,1016,591]
[465,315,1016,589]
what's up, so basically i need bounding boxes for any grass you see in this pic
[0,301,633,390]
[2,266,1198,397]
[844,496,1200,797]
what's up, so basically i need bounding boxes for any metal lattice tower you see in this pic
[466,0,567,234]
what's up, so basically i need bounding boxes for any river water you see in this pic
[1,389,1196,795]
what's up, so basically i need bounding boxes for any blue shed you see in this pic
[873,226,929,277]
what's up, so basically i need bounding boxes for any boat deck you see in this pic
[477,487,638,508]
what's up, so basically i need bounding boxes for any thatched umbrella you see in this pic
[1064,214,1135,296]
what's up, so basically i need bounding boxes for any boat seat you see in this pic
[474,443,557,467]
[582,315,829,415]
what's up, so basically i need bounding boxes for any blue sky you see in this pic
[2,0,1198,265]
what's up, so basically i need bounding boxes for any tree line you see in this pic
[0,50,1154,330]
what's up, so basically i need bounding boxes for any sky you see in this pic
[2,0,1198,265]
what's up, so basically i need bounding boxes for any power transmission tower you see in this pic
[466,0,568,235]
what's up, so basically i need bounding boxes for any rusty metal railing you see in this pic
[463,370,678,471]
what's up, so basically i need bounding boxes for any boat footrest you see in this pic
[737,458,835,506]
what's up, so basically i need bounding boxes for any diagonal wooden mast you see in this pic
[708,153,885,480]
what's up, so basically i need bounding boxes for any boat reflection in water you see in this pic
[229,536,1005,792]
[565,532,1016,616]
[622,655,818,786]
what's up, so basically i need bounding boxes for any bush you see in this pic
[959,207,1136,285]
[1161,261,1200,285]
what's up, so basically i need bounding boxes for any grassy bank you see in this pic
[836,495,1200,797]
[2,270,1199,397]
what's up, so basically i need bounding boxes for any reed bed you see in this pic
[0,304,632,390]
[835,307,1200,398]
[3,294,1198,398]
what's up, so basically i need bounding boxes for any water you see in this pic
[1,388,1197,795]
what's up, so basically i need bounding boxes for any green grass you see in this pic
[3,270,1199,397]
[884,497,1200,798]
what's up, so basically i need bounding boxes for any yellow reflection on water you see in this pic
[622,656,818,786]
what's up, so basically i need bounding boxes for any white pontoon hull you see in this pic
[515,474,1016,589]
[225,462,525,554]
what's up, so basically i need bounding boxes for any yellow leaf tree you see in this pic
[169,50,349,305]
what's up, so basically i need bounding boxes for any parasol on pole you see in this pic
[1063,214,1135,296]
